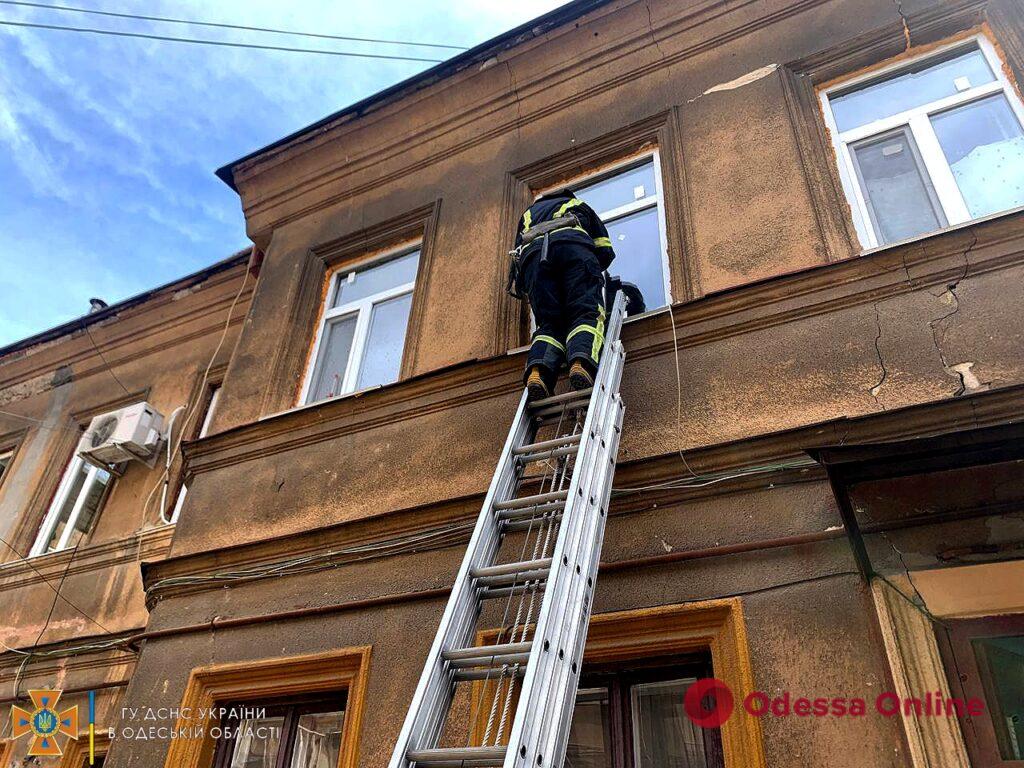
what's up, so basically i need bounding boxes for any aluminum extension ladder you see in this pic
[390,291,629,768]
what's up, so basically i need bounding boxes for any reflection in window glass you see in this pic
[332,251,419,307]
[851,129,945,244]
[830,47,995,131]
[290,710,345,768]
[565,688,612,768]
[356,293,413,390]
[576,162,658,213]
[310,314,358,402]
[631,678,708,768]
[305,249,419,404]
[0,450,11,483]
[932,94,1024,218]
[228,716,285,768]
[972,634,1024,760]
[571,157,668,310]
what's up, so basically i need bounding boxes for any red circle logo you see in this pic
[684,678,734,728]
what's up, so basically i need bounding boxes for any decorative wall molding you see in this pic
[257,201,443,419]
[151,383,1024,602]
[236,0,840,233]
[161,646,371,768]
[0,264,251,392]
[185,211,1024,479]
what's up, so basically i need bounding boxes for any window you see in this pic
[938,615,1024,765]
[301,248,420,405]
[211,693,346,768]
[555,154,670,310]
[0,449,12,486]
[566,659,723,768]
[166,383,221,524]
[822,35,1024,248]
[30,451,112,556]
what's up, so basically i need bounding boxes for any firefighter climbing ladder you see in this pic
[390,291,629,768]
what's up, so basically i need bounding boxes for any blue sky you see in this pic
[0,0,567,346]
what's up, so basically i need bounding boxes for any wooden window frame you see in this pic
[163,646,371,768]
[211,691,347,768]
[60,728,110,767]
[575,655,724,768]
[475,599,765,768]
[819,33,1024,249]
[936,614,1024,766]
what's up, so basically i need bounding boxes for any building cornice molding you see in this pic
[150,382,1024,603]
[0,265,252,392]
[0,524,173,592]
[185,213,1024,478]
[235,0,840,233]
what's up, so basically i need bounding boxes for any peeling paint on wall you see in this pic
[702,63,779,95]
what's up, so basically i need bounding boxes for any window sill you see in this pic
[505,304,670,355]
[856,203,1024,258]
[261,384,385,423]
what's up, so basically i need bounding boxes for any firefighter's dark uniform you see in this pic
[511,189,615,385]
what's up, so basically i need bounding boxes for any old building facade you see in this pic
[3,0,1024,766]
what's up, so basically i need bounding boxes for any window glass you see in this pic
[605,207,666,308]
[577,161,658,214]
[932,94,1024,218]
[310,314,358,402]
[851,128,945,244]
[565,687,612,768]
[631,678,708,768]
[831,47,995,131]
[356,292,413,390]
[971,634,1024,760]
[44,461,90,551]
[228,715,285,768]
[67,469,110,547]
[332,250,419,307]
[289,710,345,768]
[0,450,11,482]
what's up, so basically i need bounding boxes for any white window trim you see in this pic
[535,149,673,309]
[30,454,108,556]
[820,33,1024,249]
[167,384,221,525]
[298,245,419,405]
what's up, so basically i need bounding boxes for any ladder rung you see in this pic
[407,746,507,766]
[453,665,526,681]
[496,500,565,521]
[512,434,581,455]
[480,582,545,599]
[446,650,531,669]
[528,388,592,410]
[475,569,549,588]
[493,490,567,511]
[516,445,579,463]
[470,557,552,579]
[502,514,562,532]
[443,641,532,662]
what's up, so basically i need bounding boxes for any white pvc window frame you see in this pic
[0,449,12,484]
[299,244,420,405]
[821,34,1024,249]
[30,453,111,556]
[536,149,673,309]
[167,384,221,525]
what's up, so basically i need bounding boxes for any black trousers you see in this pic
[518,241,606,380]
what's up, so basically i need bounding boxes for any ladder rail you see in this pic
[505,332,625,768]
[389,388,534,768]
[538,395,625,768]
[392,291,629,768]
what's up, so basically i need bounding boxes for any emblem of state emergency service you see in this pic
[11,689,79,756]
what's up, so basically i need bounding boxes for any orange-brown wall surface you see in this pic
[5,0,1023,766]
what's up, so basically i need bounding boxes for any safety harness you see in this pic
[506,212,584,298]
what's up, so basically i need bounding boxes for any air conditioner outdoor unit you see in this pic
[77,402,166,470]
